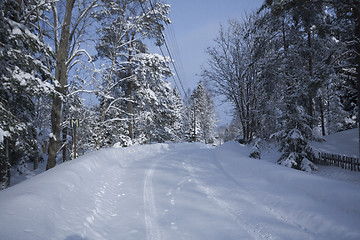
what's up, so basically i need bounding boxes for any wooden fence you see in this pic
[314,152,360,172]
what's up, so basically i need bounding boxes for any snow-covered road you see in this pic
[1,142,360,240]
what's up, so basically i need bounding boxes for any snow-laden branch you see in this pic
[67,89,100,97]
[104,97,136,116]
[66,45,93,67]
[20,0,58,23]
[51,2,59,53]
[68,0,99,44]
[102,117,139,125]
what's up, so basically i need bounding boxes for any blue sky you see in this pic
[158,0,265,124]
[162,0,265,90]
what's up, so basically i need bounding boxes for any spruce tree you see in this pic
[0,0,54,188]
[95,0,171,146]
[185,82,216,144]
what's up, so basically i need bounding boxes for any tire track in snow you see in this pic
[144,161,162,240]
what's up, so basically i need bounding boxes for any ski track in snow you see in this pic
[144,161,162,240]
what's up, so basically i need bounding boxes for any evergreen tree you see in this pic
[0,0,54,188]
[170,87,185,142]
[95,0,171,146]
[185,82,216,144]
[260,0,360,162]
[131,53,173,143]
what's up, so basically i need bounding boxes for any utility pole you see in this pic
[71,119,79,159]
[73,125,77,159]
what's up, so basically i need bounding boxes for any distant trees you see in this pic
[203,1,359,170]
[184,81,216,144]
[202,16,271,143]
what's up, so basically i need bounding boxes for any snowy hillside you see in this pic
[1,142,360,240]
[311,128,359,157]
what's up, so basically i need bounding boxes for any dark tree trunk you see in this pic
[47,0,75,170]
[127,34,135,140]
[62,125,67,162]
[0,137,11,189]
[127,81,134,140]
[308,30,314,129]
[319,96,326,136]
[192,104,196,142]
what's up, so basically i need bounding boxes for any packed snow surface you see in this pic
[1,142,360,240]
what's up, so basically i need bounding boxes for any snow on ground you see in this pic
[309,128,360,185]
[311,128,359,157]
[1,141,360,240]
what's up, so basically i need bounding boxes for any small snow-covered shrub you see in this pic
[300,158,318,172]
[278,152,318,172]
[279,152,298,168]
[249,139,262,159]
[113,136,133,148]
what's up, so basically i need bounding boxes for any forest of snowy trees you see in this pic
[202,0,359,170]
[0,0,217,189]
[0,0,359,189]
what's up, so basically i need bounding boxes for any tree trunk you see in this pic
[47,93,61,169]
[47,0,75,170]
[308,30,314,129]
[127,80,134,140]
[0,137,11,189]
[127,34,135,140]
[282,19,287,54]
[319,96,326,136]
[192,103,196,142]
[62,125,67,162]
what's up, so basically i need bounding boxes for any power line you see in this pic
[147,0,188,97]
[163,0,188,90]
[139,0,183,95]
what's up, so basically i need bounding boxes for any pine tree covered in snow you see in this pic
[256,0,360,162]
[185,82,216,144]
[95,0,174,147]
[0,0,54,188]
[170,87,185,142]
[131,53,174,143]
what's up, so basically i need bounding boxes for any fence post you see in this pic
[317,152,360,172]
